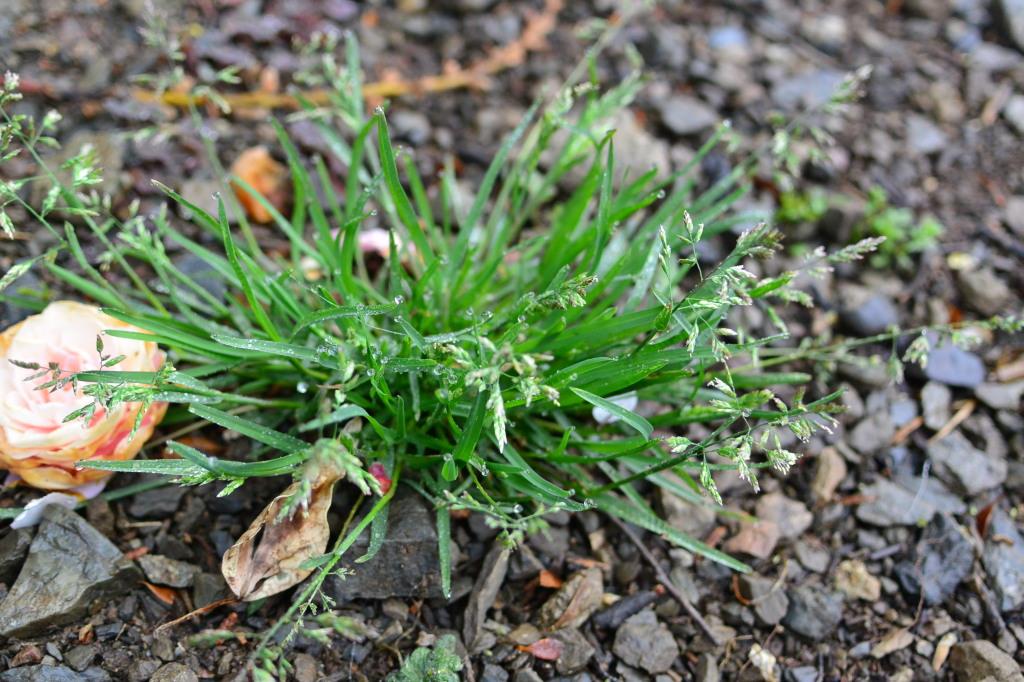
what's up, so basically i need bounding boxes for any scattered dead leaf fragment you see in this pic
[230,146,287,224]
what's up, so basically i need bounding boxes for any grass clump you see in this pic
[5,37,1007,677]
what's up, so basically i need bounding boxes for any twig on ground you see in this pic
[927,399,975,444]
[154,597,238,634]
[133,0,563,112]
[607,514,723,647]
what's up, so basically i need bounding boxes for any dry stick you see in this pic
[607,514,722,647]
[134,0,563,112]
[154,596,238,635]
[927,398,975,445]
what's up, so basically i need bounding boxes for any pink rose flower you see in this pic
[0,301,167,490]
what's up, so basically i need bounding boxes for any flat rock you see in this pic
[660,486,717,539]
[848,411,895,455]
[921,382,952,430]
[552,628,595,675]
[137,554,200,588]
[949,640,1024,682]
[856,477,964,527]
[149,663,198,682]
[755,493,813,539]
[126,484,187,520]
[894,514,973,606]
[906,115,948,155]
[0,506,139,638]
[658,95,718,136]
[723,520,780,559]
[927,431,1007,495]
[463,543,511,651]
[772,70,846,110]
[958,268,1013,316]
[783,586,843,641]
[612,610,680,674]
[811,447,847,501]
[328,494,444,600]
[975,381,1024,411]
[737,574,789,625]
[838,284,899,336]
[0,666,110,682]
[982,509,1024,613]
[994,0,1024,52]
[0,528,34,584]
[919,340,986,388]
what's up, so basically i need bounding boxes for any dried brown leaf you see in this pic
[230,146,287,224]
[221,461,344,601]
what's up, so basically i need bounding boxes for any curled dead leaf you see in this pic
[221,459,344,601]
[230,146,287,223]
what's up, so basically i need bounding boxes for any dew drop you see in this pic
[296,381,309,394]
[393,295,405,305]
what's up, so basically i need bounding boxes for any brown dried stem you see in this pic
[134,0,562,112]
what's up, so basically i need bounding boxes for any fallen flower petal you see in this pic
[0,301,167,490]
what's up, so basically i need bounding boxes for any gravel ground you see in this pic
[0,0,1023,680]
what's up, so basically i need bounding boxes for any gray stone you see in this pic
[658,95,718,136]
[553,628,595,675]
[1005,196,1024,236]
[0,666,109,682]
[696,653,720,682]
[292,653,318,682]
[838,284,900,336]
[755,493,813,540]
[63,645,99,672]
[927,431,1007,495]
[192,572,228,608]
[390,110,431,146]
[0,506,139,637]
[794,540,831,573]
[137,554,200,588]
[949,640,1024,681]
[660,487,717,539]
[772,70,846,110]
[982,509,1024,613]
[328,494,443,600]
[976,381,1024,411]
[858,479,937,526]
[958,268,1013,316]
[906,115,948,155]
[0,528,34,584]
[785,666,820,682]
[893,514,973,605]
[1007,95,1024,135]
[150,663,198,682]
[848,411,896,456]
[921,382,952,430]
[610,110,671,182]
[994,0,1024,52]
[737,575,789,625]
[463,543,511,651]
[173,254,227,304]
[783,586,843,641]
[127,483,187,519]
[612,610,679,675]
[481,664,509,682]
[0,268,43,329]
[921,340,986,388]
